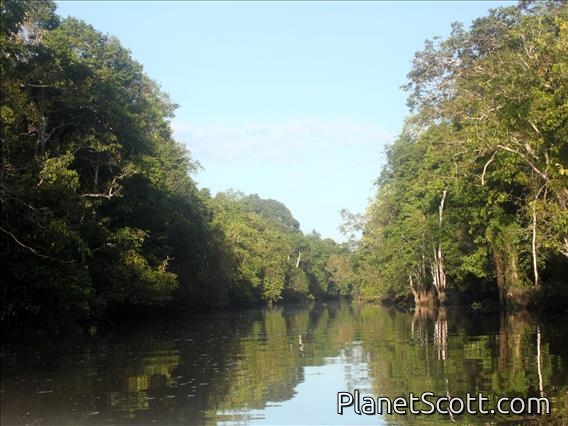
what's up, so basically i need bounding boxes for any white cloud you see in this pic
[172,119,392,164]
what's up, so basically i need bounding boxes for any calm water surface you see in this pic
[1,302,568,425]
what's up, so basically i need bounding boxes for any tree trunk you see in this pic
[530,184,545,289]
[531,203,540,288]
[432,244,447,304]
[493,236,523,306]
[38,115,47,156]
[411,284,438,308]
[93,160,100,192]
[494,249,507,306]
[432,189,448,304]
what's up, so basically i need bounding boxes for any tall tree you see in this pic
[357,1,567,307]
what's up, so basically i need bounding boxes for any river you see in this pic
[1,301,567,425]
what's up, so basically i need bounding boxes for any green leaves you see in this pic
[211,192,351,304]
[38,152,79,189]
[0,0,209,327]
[357,1,568,307]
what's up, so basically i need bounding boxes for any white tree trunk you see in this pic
[532,202,540,287]
[433,189,447,303]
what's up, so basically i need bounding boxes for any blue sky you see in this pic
[56,1,514,242]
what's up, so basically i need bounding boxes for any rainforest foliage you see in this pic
[353,1,568,308]
[0,0,352,330]
[2,1,567,332]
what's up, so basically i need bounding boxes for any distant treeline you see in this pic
[352,1,568,308]
[0,0,353,331]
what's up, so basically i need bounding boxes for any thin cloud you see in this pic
[172,119,392,164]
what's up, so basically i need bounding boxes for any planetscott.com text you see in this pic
[337,390,550,416]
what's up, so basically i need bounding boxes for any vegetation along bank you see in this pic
[1,1,567,333]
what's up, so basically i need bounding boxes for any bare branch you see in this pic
[0,226,76,263]
[529,120,541,135]
[81,173,126,200]
[438,189,447,227]
[19,83,58,88]
[80,192,113,200]
[481,152,497,186]
[44,123,66,145]
[91,242,116,253]
[496,144,548,181]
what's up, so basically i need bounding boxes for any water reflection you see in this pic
[1,302,568,425]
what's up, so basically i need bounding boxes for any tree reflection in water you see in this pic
[1,302,567,424]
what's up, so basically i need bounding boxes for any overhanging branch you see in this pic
[0,226,76,263]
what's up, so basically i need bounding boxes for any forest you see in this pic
[352,0,567,309]
[0,0,352,332]
[1,0,567,333]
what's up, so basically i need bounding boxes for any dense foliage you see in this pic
[2,0,566,333]
[0,1,352,331]
[353,1,568,308]
[210,191,353,305]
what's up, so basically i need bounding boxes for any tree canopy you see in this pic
[353,0,567,308]
[0,0,353,332]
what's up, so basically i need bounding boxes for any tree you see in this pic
[356,1,568,307]
[0,1,219,328]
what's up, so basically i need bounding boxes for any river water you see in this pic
[1,301,567,425]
